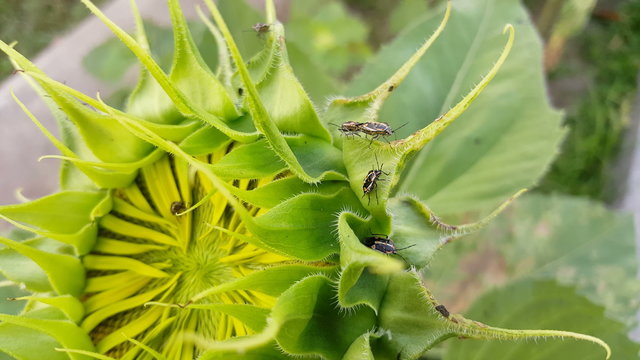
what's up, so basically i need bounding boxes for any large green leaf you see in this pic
[347,0,564,215]
[444,280,638,360]
[370,272,610,359]
[489,194,640,326]
[83,37,137,85]
[286,42,340,105]
[285,0,371,102]
[427,194,640,328]
[287,0,371,78]
[389,0,430,35]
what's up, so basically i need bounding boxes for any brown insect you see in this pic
[330,121,409,145]
[359,121,407,144]
[362,156,389,205]
[330,121,364,138]
[252,23,271,34]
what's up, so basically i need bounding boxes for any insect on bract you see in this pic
[331,121,408,144]
[330,120,363,138]
[362,155,389,205]
[359,121,408,144]
[435,304,450,318]
[252,22,271,34]
[364,233,415,264]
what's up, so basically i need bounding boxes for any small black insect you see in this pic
[435,304,450,318]
[238,87,244,96]
[359,121,408,144]
[364,234,415,263]
[362,156,389,205]
[170,201,186,215]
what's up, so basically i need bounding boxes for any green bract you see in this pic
[0,0,611,359]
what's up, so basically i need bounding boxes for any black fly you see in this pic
[362,155,389,205]
[364,234,415,264]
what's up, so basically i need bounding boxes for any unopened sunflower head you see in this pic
[0,0,611,359]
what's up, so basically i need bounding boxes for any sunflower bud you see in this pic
[0,1,610,359]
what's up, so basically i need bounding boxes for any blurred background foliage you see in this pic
[0,0,639,359]
[536,0,640,201]
[0,0,107,77]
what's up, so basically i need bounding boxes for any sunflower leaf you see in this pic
[444,280,628,360]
